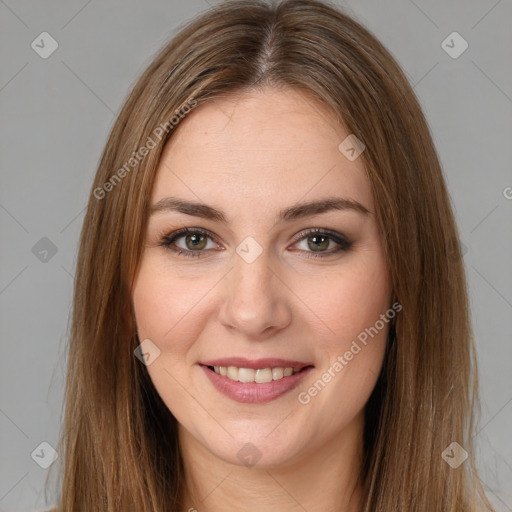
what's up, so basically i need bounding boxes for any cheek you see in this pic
[132,255,216,347]
[306,252,391,345]
[132,256,212,415]
[303,251,391,402]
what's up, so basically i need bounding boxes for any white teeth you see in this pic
[227,366,238,380]
[272,367,284,380]
[238,368,255,383]
[255,368,273,383]
[211,365,301,383]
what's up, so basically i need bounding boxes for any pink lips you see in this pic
[199,357,314,404]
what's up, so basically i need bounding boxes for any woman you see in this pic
[47,0,495,510]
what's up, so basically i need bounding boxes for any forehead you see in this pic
[151,88,373,214]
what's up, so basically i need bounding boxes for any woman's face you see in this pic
[133,87,393,468]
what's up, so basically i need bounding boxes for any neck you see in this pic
[178,411,366,512]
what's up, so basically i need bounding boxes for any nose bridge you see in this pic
[219,236,291,337]
[233,240,272,291]
[231,237,275,307]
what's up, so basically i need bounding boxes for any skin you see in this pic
[132,87,393,512]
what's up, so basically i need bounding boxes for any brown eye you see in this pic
[307,234,331,252]
[291,228,352,259]
[184,233,208,250]
[159,228,221,258]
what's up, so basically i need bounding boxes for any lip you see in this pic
[199,361,314,404]
[200,357,312,371]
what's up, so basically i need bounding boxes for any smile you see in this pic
[199,358,314,403]
[208,365,301,383]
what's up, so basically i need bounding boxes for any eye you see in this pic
[290,228,352,259]
[159,227,352,259]
[158,228,222,258]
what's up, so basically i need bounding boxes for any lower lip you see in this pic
[200,365,313,404]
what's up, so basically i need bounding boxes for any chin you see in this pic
[213,437,304,469]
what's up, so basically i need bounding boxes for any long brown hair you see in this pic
[50,0,495,510]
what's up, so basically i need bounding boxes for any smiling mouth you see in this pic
[204,364,312,384]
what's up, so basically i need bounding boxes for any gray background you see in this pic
[1,0,511,510]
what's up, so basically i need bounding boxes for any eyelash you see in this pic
[158,227,352,259]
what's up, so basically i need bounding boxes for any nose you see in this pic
[217,243,293,340]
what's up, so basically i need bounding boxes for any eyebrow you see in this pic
[149,196,371,224]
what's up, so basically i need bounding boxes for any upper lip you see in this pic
[200,357,313,371]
